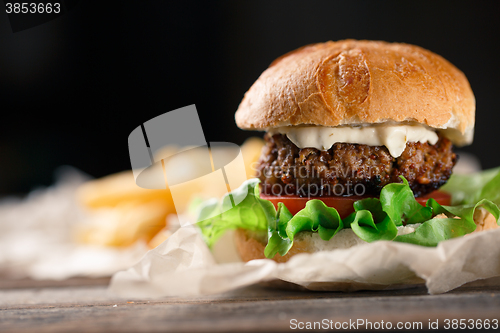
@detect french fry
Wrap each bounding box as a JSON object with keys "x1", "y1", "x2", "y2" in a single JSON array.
[
  {"x1": 76, "y1": 201, "x2": 170, "y2": 247},
  {"x1": 75, "y1": 139, "x2": 264, "y2": 248},
  {"x1": 77, "y1": 170, "x2": 175, "y2": 209}
]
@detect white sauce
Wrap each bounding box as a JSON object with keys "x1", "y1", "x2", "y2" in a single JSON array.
[{"x1": 269, "y1": 124, "x2": 439, "y2": 158}]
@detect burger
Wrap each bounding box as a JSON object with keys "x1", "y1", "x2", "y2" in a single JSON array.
[{"x1": 196, "y1": 40, "x2": 499, "y2": 264}]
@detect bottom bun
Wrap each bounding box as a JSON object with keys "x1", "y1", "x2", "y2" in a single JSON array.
[
  {"x1": 234, "y1": 224, "x2": 420, "y2": 263},
  {"x1": 234, "y1": 208, "x2": 499, "y2": 263},
  {"x1": 234, "y1": 229, "x2": 318, "y2": 263}
]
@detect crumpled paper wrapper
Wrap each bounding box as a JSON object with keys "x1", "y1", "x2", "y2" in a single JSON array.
[
  {"x1": 0, "y1": 167, "x2": 149, "y2": 280},
  {"x1": 109, "y1": 224, "x2": 500, "y2": 297}
]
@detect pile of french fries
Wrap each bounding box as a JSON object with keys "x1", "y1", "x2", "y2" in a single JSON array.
[{"x1": 75, "y1": 138, "x2": 264, "y2": 248}]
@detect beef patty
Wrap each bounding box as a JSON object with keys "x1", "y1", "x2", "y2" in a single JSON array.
[{"x1": 257, "y1": 133, "x2": 456, "y2": 197}]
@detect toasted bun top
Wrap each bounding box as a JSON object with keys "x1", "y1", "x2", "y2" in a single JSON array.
[{"x1": 235, "y1": 40, "x2": 475, "y2": 145}]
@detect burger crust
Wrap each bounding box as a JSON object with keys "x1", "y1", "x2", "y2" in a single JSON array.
[{"x1": 235, "y1": 40, "x2": 475, "y2": 144}]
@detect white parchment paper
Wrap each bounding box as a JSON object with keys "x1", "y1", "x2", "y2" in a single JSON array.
[
  {"x1": 0, "y1": 167, "x2": 148, "y2": 280},
  {"x1": 109, "y1": 225, "x2": 500, "y2": 297}
]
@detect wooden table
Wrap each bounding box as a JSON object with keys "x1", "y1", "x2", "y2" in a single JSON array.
[{"x1": 1, "y1": 277, "x2": 500, "y2": 332}]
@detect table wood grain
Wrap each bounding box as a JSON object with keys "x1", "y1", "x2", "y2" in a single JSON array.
[{"x1": 1, "y1": 277, "x2": 500, "y2": 332}]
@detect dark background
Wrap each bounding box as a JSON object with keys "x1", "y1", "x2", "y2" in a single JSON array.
[{"x1": 1, "y1": 0, "x2": 499, "y2": 195}]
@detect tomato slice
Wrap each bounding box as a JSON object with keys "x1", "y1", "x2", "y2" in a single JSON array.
[
  {"x1": 416, "y1": 190, "x2": 451, "y2": 207},
  {"x1": 260, "y1": 190, "x2": 451, "y2": 219}
]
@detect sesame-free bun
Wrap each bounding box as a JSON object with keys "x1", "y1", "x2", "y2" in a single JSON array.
[
  {"x1": 235, "y1": 209, "x2": 497, "y2": 263},
  {"x1": 235, "y1": 226, "x2": 415, "y2": 263},
  {"x1": 235, "y1": 40, "x2": 475, "y2": 146}
]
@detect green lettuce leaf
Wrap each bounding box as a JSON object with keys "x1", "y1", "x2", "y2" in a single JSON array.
[
  {"x1": 380, "y1": 176, "x2": 432, "y2": 226},
  {"x1": 395, "y1": 198, "x2": 500, "y2": 246},
  {"x1": 441, "y1": 167, "x2": 500, "y2": 205},
  {"x1": 265, "y1": 200, "x2": 343, "y2": 258},
  {"x1": 426, "y1": 198, "x2": 500, "y2": 226},
  {"x1": 286, "y1": 200, "x2": 343, "y2": 241},
  {"x1": 265, "y1": 203, "x2": 293, "y2": 258},
  {"x1": 354, "y1": 198, "x2": 387, "y2": 222},
  {"x1": 349, "y1": 198, "x2": 398, "y2": 242},
  {"x1": 196, "y1": 178, "x2": 275, "y2": 247},
  {"x1": 394, "y1": 217, "x2": 476, "y2": 247},
  {"x1": 195, "y1": 171, "x2": 500, "y2": 258}
]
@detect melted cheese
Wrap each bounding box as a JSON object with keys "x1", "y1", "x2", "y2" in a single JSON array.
[{"x1": 269, "y1": 124, "x2": 439, "y2": 158}]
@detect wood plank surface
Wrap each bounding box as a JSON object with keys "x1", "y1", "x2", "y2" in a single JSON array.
[{"x1": 1, "y1": 278, "x2": 500, "y2": 332}]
